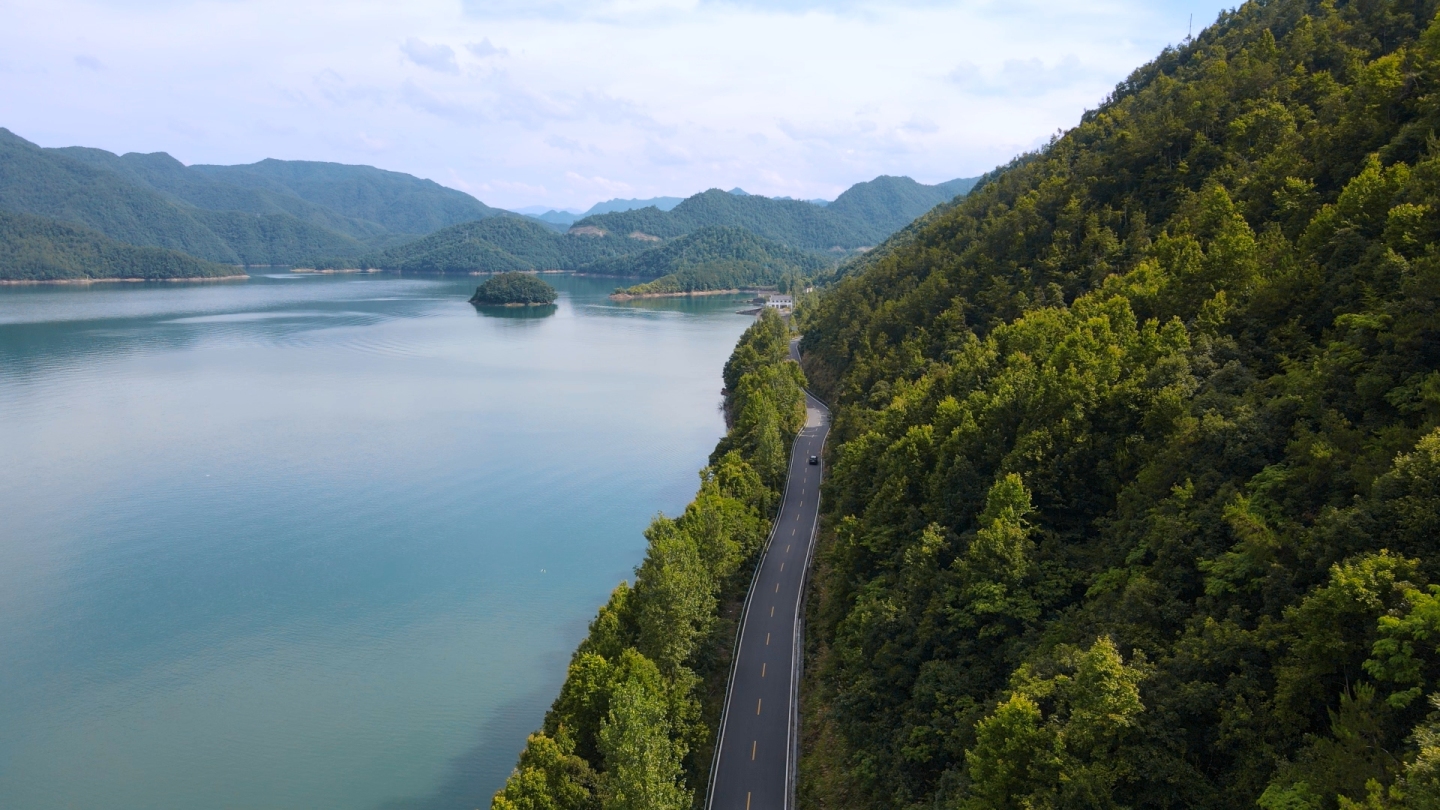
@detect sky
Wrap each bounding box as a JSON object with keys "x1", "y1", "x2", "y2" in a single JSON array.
[{"x1": 0, "y1": 0, "x2": 1234, "y2": 211}]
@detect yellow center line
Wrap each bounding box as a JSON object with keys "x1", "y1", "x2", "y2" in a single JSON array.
[
  {"x1": 770, "y1": 605, "x2": 774, "y2": 617},
  {"x1": 756, "y1": 698, "x2": 762, "y2": 715},
  {"x1": 752, "y1": 740, "x2": 757, "y2": 760},
  {"x1": 761, "y1": 662, "x2": 766, "y2": 677},
  {"x1": 766, "y1": 633, "x2": 770, "y2": 645},
  {"x1": 747, "y1": 793, "x2": 752, "y2": 810}
]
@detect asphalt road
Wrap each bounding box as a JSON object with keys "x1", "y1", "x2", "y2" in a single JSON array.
[{"x1": 706, "y1": 337, "x2": 829, "y2": 810}]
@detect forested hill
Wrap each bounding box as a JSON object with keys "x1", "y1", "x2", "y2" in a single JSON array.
[
  {"x1": 0, "y1": 129, "x2": 377, "y2": 267},
  {"x1": 574, "y1": 175, "x2": 977, "y2": 251},
  {"x1": 191, "y1": 158, "x2": 505, "y2": 235},
  {"x1": 0, "y1": 210, "x2": 238, "y2": 281},
  {"x1": 603, "y1": 226, "x2": 833, "y2": 296},
  {"x1": 0, "y1": 128, "x2": 519, "y2": 276},
  {"x1": 796, "y1": 1, "x2": 1440, "y2": 809},
  {"x1": 55, "y1": 147, "x2": 393, "y2": 241},
  {"x1": 325, "y1": 216, "x2": 653, "y2": 274}
]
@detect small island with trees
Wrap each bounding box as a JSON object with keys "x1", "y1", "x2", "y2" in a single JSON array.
[{"x1": 468, "y1": 272, "x2": 558, "y2": 306}]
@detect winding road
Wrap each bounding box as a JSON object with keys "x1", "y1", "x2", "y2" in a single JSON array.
[{"x1": 705, "y1": 337, "x2": 829, "y2": 810}]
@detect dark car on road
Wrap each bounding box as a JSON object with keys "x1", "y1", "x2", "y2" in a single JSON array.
[{"x1": 808, "y1": 455, "x2": 819, "y2": 465}]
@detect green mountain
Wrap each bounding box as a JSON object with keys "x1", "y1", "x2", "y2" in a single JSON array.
[
  {"x1": 327, "y1": 215, "x2": 653, "y2": 273},
  {"x1": 0, "y1": 129, "x2": 367, "y2": 265},
  {"x1": 794, "y1": 2, "x2": 1440, "y2": 809},
  {"x1": 0, "y1": 210, "x2": 236, "y2": 281},
  {"x1": 577, "y1": 189, "x2": 865, "y2": 249},
  {"x1": 575, "y1": 176, "x2": 977, "y2": 251},
  {"x1": 333, "y1": 175, "x2": 977, "y2": 279},
  {"x1": 192, "y1": 158, "x2": 505, "y2": 235},
  {"x1": 825, "y1": 174, "x2": 978, "y2": 243},
  {"x1": 54, "y1": 147, "x2": 390, "y2": 240},
  {"x1": 605, "y1": 226, "x2": 833, "y2": 295}
]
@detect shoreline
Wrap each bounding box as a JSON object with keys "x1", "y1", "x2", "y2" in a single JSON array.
[
  {"x1": 0, "y1": 274, "x2": 250, "y2": 286},
  {"x1": 609, "y1": 287, "x2": 772, "y2": 301}
]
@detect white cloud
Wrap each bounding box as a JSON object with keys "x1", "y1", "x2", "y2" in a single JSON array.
[
  {"x1": 0, "y1": 0, "x2": 1230, "y2": 209},
  {"x1": 466, "y1": 38, "x2": 508, "y2": 58},
  {"x1": 400, "y1": 37, "x2": 459, "y2": 74}
]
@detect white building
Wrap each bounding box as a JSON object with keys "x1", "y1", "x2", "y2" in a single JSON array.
[{"x1": 765, "y1": 295, "x2": 794, "y2": 310}]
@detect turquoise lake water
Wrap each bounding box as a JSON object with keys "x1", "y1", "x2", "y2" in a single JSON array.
[{"x1": 0, "y1": 273, "x2": 754, "y2": 810}]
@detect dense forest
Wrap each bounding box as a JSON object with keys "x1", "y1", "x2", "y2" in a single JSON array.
[
  {"x1": 793, "y1": 1, "x2": 1440, "y2": 808},
  {"x1": 491, "y1": 310, "x2": 807, "y2": 810},
  {"x1": 603, "y1": 227, "x2": 832, "y2": 296},
  {"x1": 470, "y1": 272, "x2": 558, "y2": 305},
  {"x1": 0, "y1": 210, "x2": 238, "y2": 281}
]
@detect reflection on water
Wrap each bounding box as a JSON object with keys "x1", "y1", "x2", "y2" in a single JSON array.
[
  {"x1": 0, "y1": 272, "x2": 753, "y2": 810},
  {"x1": 472, "y1": 303, "x2": 559, "y2": 320}
]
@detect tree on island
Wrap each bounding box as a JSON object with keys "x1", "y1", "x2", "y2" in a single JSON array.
[{"x1": 469, "y1": 272, "x2": 557, "y2": 305}]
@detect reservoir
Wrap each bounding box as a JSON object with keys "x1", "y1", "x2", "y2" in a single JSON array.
[{"x1": 0, "y1": 273, "x2": 753, "y2": 810}]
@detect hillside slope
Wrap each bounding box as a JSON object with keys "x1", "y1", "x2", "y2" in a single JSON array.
[
  {"x1": 193, "y1": 158, "x2": 505, "y2": 235},
  {"x1": 797, "y1": 2, "x2": 1440, "y2": 809},
  {"x1": 575, "y1": 176, "x2": 977, "y2": 251},
  {"x1": 55, "y1": 147, "x2": 390, "y2": 241},
  {"x1": 331, "y1": 216, "x2": 653, "y2": 273},
  {"x1": 0, "y1": 210, "x2": 238, "y2": 281},
  {"x1": 825, "y1": 175, "x2": 978, "y2": 244},
  {"x1": 601, "y1": 226, "x2": 834, "y2": 295},
  {"x1": 0, "y1": 129, "x2": 368, "y2": 265}
]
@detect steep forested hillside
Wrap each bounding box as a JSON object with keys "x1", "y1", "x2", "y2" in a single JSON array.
[
  {"x1": 795, "y1": 2, "x2": 1440, "y2": 809},
  {"x1": 192, "y1": 158, "x2": 504, "y2": 235},
  {"x1": 601, "y1": 226, "x2": 832, "y2": 295},
  {"x1": 491, "y1": 311, "x2": 807, "y2": 810},
  {"x1": 0, "y1": 210, "x2": 237, "y2": 281}
]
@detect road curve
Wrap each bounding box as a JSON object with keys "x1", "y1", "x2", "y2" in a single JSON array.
[{"x1": 706, "y1": 337, "x2": 829, "y2": 810}]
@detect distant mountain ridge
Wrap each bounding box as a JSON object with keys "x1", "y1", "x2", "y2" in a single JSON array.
[
  {"x1": 0, "y1": 125, "x2": 979, "y2": 281},
  {"x1": 0, "y1": 127, "x2": 511, "y2": 274},
  {"x1": 574, "y1": 175, "x2": 978, "y2": 249},
  {"x1": 320, "y1": 173, "x2": 981, "y2": 279},
  {"x1": 191, "y1": 159, "x2": 505, "y2": 235}
]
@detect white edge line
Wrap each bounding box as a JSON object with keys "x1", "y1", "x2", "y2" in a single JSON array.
[{"x1": 704, "y1": 340, "x2": 823, "y2": 810}]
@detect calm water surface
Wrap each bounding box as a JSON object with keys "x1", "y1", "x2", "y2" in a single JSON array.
[{"x1": 0, "y1": 273, "x2": 754, "y2": 810}]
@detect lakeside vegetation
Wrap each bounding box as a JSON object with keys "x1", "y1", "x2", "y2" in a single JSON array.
[
  {"x1": 0, "y1": 210, "x2": 238, "y2": 281},
  {"x1": 491, "y1": 309, "x2": 806, "y2": 810},
  {"x1": 794, "y1": 1, "x2": 1440, "y2": 808},
  {"x1": 470, "y1": 273, "x2": 558, "y2": 306}
]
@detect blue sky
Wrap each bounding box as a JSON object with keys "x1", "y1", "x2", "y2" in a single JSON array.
[{"x1": 0, "y1": 0, "x2": 1233, "y2": 210}]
